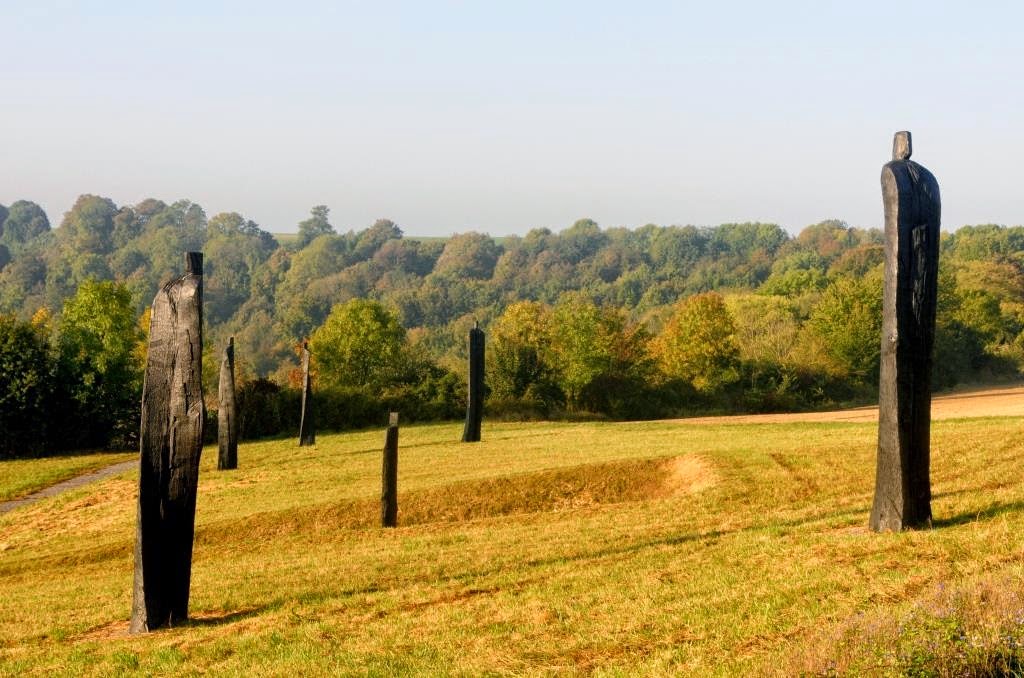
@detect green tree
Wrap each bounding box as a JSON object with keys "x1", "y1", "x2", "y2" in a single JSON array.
[
  {"x1": 828, "y1": 244, "x2": 885, "y2": 278},
  {"x1": 807, "y1": 274, "x2": 883, "y2": 383},
  {"x1": 57, "y1": 280, "x2": 144, "y2": 446},
  {"x1": 653, "y1": 292, "x2": 740, "y2": 393},
  {"x1": 726, "y1": 294, "x2": 800, "y2": 366},
  {"x1": 60, "y1": 194, "x2": 118, "y2": 255},
  {"x1": 352, "y1": 219, "x2": 402, "y2": 260},
  {"x1": 932, "y1": 267, "x2": 987, "y2": 388},
  {"x1": 0, "y1": 314, "x2": 54, "y2": 456},
  {"x1": 295, "y1": 205, "x2": 334, "y2": 249},
  {"x1": 555, "y1": 219, "x2": 608, "y2": 264},
  {"x1": 433, "y1": 232, "x2": 502, "y2": 279},
  {"x1": 791, "y1": 219, "x2": 856, "y2": 262},
  {"x1": 547, "y1": 294, "x2": 652, "y2": 412},
  {"x1": 489, "y1": 300, "x2": 557, "y2": 401},
  {"x1": 0, "y1": 200, "x2": 50, "y2": 255},
  {"x1": 204, "y1": 212, "x2": 277, "y2": 324},
  {"x1": 309, "y1": 299, "x2": 408, "y2": 389}
]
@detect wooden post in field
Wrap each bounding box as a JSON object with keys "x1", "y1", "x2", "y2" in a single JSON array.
[
  {"x1": 461, "y1": 321, "x2": 484, "y2": 442},
  {"x1": 870, "y1": 131, "x2": 941, "y2": 532},
  {"x1": 298, "y1": 340, "x2": 315, "y2": 446},
  {"x1": 217, "y1": 337, "x2": 238, "y2": 470},
  {"x1": 381, "y1": 412, "x2": 399, "y2": 527},
  {"x1": 131, "y1": 252, "x2": 205, "y2": 633}
]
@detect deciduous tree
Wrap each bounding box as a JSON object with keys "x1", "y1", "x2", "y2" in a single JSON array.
[{"x1": 653, "y1": 292, "x2": 740, "y2": 393}]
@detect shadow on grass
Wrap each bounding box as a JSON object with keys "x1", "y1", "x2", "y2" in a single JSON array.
[
  {"x1": 931, "y1": 500, "x2": 1024, "y2": 529},
  {"x1": 184, "y1": 606, "x2": 267, "y2": 627}
]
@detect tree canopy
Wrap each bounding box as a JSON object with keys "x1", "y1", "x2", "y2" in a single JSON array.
[{"x1": 0, "y1": 192, "x2": 1022, "y2": 454}]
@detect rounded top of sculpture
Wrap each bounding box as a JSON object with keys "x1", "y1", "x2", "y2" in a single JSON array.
[
  {"x1": 892, "y1": 131, "x2": 912, "y2": 161},
  {"x1": 185, "y1": 251, "x2": 203, "y2": 275}
]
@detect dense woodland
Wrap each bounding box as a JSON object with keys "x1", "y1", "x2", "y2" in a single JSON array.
[{"x1": 1, "y1": 194, "x2": 1023, "y2": 457}]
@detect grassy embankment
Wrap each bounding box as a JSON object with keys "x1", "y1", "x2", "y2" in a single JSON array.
[{"x1": 2, "y1": 416, "x2": 1024, "y2": 676}]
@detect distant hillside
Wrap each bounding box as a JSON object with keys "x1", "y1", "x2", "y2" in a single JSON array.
[{"x1": 0, "y1": 196, "x2": 1022, "y2": 450}]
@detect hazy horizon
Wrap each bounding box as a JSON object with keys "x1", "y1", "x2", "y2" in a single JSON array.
[{"x1": 2, "y1": 2, "x2": 1022, "y2": 236}]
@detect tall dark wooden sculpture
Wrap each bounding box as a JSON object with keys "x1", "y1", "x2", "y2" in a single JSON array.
[
  {"x1": 217, "y1": 337, "x2": 238, "y2": 470},
  {"x1": 869, "y1": 131, "x2": 941, "y2": 532},
  {"x1": 462, "y1": 322, "x2": 484, "y2": 443},
  {"x1": 381, "y1": 412, "x2": 399, "y2": 528},
  {"x1": 131, "y1": 252, "x2": 205, "y2": 633},
  {"x1": 298, "y1": 340, "x2": 315, "y2": 446}
]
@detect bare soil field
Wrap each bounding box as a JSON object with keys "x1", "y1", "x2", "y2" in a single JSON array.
[{"x1": 675, "y1": 384, "x2": 1024, "y2": 425}]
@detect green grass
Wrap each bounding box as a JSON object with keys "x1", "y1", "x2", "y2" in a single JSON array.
[
  {"x1": 2, "y1": 418, "x2": 1024, "y2": 675},
  {"x1": 0, "y1": 451, "x2": 134, "y2": 502}
]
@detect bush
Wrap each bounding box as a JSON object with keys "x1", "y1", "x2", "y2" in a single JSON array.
[
  {"x1": 0, "y1": 315, "x2": 54, "y2": 457},
  {"x1": 236, "y1": 378, "x2": 294, "y2": 440}
]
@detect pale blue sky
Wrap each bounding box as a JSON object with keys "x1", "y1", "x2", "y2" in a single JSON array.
[{"x1": 1, "y1": 1, "x2": 1021, "y2": 235}]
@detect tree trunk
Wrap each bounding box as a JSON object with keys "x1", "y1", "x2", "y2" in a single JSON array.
[
  {"x1": 870, "y1": 131, "x2": 941, "y2": 532},
  {"x1": 217, "y1": 337, "x2": 238, "y2": 470},
  {"x1": 131, "y1": 252, "x2": 205, "y2": 633},
  {"x1": 381, "y1": 412, "x2": 399, "y2": 527},
  {"x1": 298, "y1": 341, "x2": 315, "y2": 446},
  {"x1": 462, "y1": 323, "x2": 484, "y2": 442}
]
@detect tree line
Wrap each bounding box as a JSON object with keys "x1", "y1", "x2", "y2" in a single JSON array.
[{"x1": 1, "y1": 195, "x2": 1022, "y2": 456}]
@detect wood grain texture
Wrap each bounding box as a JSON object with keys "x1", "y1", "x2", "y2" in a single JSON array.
[
  {"x1": 218, "y1": 337, "x2": 238, "y2": 470},
  {"x1": 870, "y1": 132, "x2": 941, "y2": 532},
  {"x1": 130, "y1": 252, "x2": 205, "y2": 633}
]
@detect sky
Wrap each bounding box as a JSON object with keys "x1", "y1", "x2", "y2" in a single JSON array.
[{"x1": 1, "y1": 1, "x2": 1022, "y2": 236}]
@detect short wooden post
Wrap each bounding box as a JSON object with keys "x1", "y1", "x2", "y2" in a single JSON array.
[
  {"x1": 462, "y1": 322, "x2": 484, "y2": 442},
  {"x1": 381, "y1": 412, "x2": 399, "y2": 527},
  {"x1": 131, "y1": 252, "x2": 205, "y2": 633},
  {"x1": 298, "y1": 340, "x2": 315, "y2": 446},
  {"x1": 217, "y1": 337, "x2": 238, "y2": 470}
]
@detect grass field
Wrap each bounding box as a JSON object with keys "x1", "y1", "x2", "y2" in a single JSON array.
[
  {"x1": 0, "y1": 451, "x2": 134, "y2": 503},
  {"x1": 2, "y1": 413, "x2": 1024, "y2": 676}
]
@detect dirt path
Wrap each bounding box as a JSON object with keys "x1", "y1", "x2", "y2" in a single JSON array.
[
  {"x1": 0, "y1": 460, "x2": 136, "y2": 516},
  {"x1": 674, "y1": 385, "x2": 1024, "y2": 425}
]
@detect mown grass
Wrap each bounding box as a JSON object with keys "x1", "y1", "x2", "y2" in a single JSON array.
[
  {"x1": 1, "y1": 417, "x2": 1023, "y2": 676},
  {"x1": 0, "y1": 451, "x2": 134, "y2": 502}
]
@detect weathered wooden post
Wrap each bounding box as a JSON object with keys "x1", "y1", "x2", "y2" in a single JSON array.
[
  {"x1": 298, "y1": 340, "x2": 315, "y2": 447},
  {"x1": 869, "y1": 131, "x2": 941, "y2": 532},
  {"x1": 131, "y1": 252, "x2": 205, "y2": 633},
  {"x1": 381, "y1": 412, "x2": 399, "y2": 527},
  {"x1": 217, "y1": 337, "x2": 238, "y2": 470},
  {"x1": 462, "y1": 321, "x2": 484, "y2": 442}
]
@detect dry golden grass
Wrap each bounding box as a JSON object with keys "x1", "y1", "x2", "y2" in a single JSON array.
[{"x1": 0, "y1": 413, "x2": 1023, "y2": 676}]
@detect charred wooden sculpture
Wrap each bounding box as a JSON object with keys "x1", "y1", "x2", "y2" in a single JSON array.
[
  {"x1": 217, "y1": 337, "x2": 238, "y2": 470},
  {"x1": 869, "y1": 131, "x2": 941, "y2": 532},
  {"x1": 298, "y1": 340, "x2": 315, "y2": 446},
  {"x1": 462, "y1": 322, "x2": 484, "y2": 442},
  {"x1": 381, "y1": 412, "x2": 399, "y2": 527},
  {"x1": 130, "y1": 252, "x2": 206, "y2": 633}
]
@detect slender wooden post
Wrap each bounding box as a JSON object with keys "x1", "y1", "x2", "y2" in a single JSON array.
[
  {"x1": 462, "y1": 322, "x2": 484, "y2": 442},
  {"x1": 870, "y1": 131, "x2": 941, "y2": 532},
  {"x1": 131, "y1": 252, "x2": 205, "y2": 633},
  {"x1": 381, "y1": 412, "x2": 399, "y2": 527},
  {"x1": 217, "y1": 337, "x2": 238, "y2": 470},
  {"x1": 298, "y1": 340, "x2": 315, "y2": 446}
]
